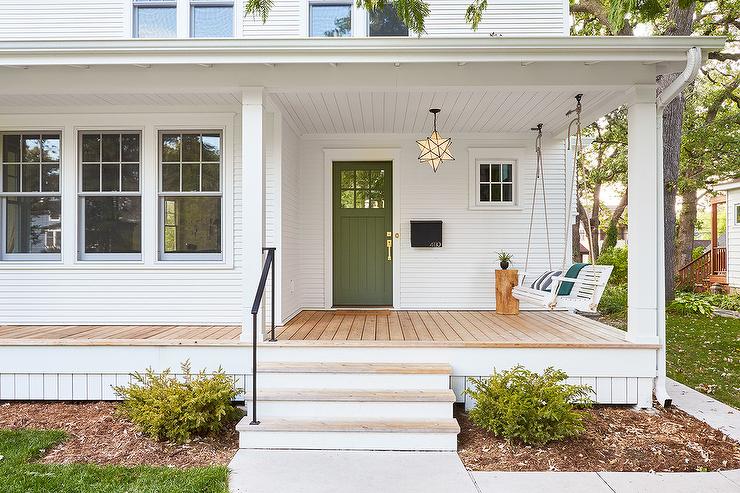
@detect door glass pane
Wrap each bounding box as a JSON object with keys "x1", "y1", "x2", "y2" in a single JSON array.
[
  {"x1": 5, "y1": 196, "x2": 61, "y2": 254},
  {"x1": 136, "y1": 6, "x2": 177, "y2": 38},
  {"x1": 340, "y1": 170, "x2": 354, "y2": 189},
  {"x1": 84, "y1": 197, "x2": 141, "y2": 254},
  {"x1": 22, "y1": 163, "x2": 40, "y2": 192},
  {"x1": 310, "y1": 4, "x2": 352, "y2": 37},
  {"x1": 3, "y1": 135, "x2": 21, "y2": 162},
  {"x1": 162, "y1": 196, "x2": 221, "y2": 253},
  {"x1": 356, "y1": 170, "x2": 370, "y2": 189},
  {"x1": 192, "y1": 6, "x2": 233, "y2": 38},
  {"x1": 369, "y1": 4, "x2": 408, "y2": 36},
  {"x1": 340, "y1": 190, "x2": 354, "y2": 208},
  {"x1": 355, "y1": 189, "x2": 368, "y2": 208}
]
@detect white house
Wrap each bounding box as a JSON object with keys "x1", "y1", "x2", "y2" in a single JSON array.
[
  {"x1": 715, "y1": 180, "x2": 740, "y2": 292},
  {"x1": 0, "y1": 1, "x2": 725, "y2": 451}
]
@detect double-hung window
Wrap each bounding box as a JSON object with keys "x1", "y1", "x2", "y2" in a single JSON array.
[
  {"x1": 191, "y1": 0, "x2": 234, "y2": 37},
  {"x1": 0, "y1": 133, "x2": 62, "y2": 260},
  {"x1": 79, "y1": 132, "x2": 142, "y2": 260},
  {"x1": 159, "y1": 132, "x2": 222, "y2": 260},
  {"x1": 134, "y1": 0, "x2": 177, "y2": 38},
  {"x1": 368, "y1": 4, "x2": 408, "y2": 36},
  {"x1": 309, "y1": 2, "x2": 352, "y2": 37}
]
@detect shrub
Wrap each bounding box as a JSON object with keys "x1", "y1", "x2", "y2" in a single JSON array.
[
  {"x1": 691, "y1": 246, "x2": 706, "y2": 261},
  {"x1": 698, "y1": 292, "x2": 740, "y2": 312},
  {"x1": 669, "y1": 292, "x2": 714, "y2": 316},
  {"x1": 114, "y1": 361, "x2": 242, "y2": 444},
  {"x1": 598, "y1": 283, "x2": 628, "y2": 316},
  {"x1": 465, "y1": 366, "x2": 593, "y2": 446},
  {"x1": 602, "y1": 221, "x2": 618, "y2": 251},
  {"x1": 597, "y1": 246, "x2": 627, "y2": 285}
]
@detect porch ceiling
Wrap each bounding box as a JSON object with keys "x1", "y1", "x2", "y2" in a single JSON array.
[{"x1": 270, "y1": 88, "x2": 618, "y2": 135}]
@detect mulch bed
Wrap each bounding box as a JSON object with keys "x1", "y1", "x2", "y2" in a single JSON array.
[
  {"x1": 457, "y1": 404, "x2": 740, "y2": 472},
  {"x1": 0, "y1": 402, "x2": 239, "y2": 468}
]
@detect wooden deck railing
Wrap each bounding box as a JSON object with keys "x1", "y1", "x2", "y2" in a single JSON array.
[{"x1": 678, "y1": 247, "x2": 727, "y2": 289}]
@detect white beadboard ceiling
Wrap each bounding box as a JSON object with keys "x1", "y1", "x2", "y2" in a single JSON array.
[{"x1": 270, "y1": 89, "x2": 616, "y2": 135}]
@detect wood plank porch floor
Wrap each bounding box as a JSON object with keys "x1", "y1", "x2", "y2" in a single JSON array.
[{"x1": 0, "y1": 311, "x2": 655, "y2": 348}]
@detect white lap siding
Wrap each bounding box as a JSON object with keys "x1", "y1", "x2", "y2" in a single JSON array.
[
  {"x1": 0, "y1": 1, "x2": 127, "y2": 39},
  {"x1": 296, "y1": 134, "x2": 568, "y2": 310},
  {"x1": 0, "y1": 110, "x2": 244, "y2": 325},
  {"x1": 727, "y1": 189, "x2": 740, "y2": 290}
]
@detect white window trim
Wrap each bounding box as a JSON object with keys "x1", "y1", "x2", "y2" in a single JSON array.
[
  {"x1": 0, "y1": 130, "x2": 63, "y2": 261},
  {"x1": 77, "y1": 130, "x2": 144, "y2": 262},
  {"x1": 157, "y1": 129, "x2": 225, "y2": 262},
  {"x1": 467, "y1": 147, "x2": 523, "y2": 210}
]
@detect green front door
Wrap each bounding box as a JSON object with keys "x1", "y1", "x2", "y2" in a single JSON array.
[{"x1": 333, "y1": 161, "x2": 393, "y2": 306}]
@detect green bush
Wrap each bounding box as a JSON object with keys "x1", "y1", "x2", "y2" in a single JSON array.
[
  {"x1": 465, "y1": 366, "x2": 593, "y2": 446},
  {"x1": 602, "y1": 221, "x2": 618, "y2": 251},
  {"x1": 699, "y1": 292, "x2": 740, "y2": 312},
  {"x1": 692, "y1": 246, "x2": 706, "y2": 261},
  {"x1": 669, "y1": 292, "x2": 715, "y2": 316},
  {"x1": 598, "y1": 283, "x2": 628, "y2": 316},
  {"x1": 597, "y1": 246, "x2": 627, "y2": 285},
  {"x1": 114, "y1": 361, "x2": 242, "y2": 444}
]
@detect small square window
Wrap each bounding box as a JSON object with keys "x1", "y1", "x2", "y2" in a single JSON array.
[
  {"x1": 369, "y1": 4, "x2": 408, "y2": 36},
  {"x1": 476, "y1": 160, "x2": 515, "y2": 205},
  {"x1": 310, "y1": 3, "x2": 352, "y2": 37},
  {"x1": 191, "y1": 2, "x2": 233, "y2": 38}
]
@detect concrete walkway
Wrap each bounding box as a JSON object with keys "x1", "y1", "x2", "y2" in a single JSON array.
[{"x1": 667, "y1": 378, "x2": 740, "y2": 441}]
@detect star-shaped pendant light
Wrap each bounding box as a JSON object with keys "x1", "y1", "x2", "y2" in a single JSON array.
[{"x1": 416, "y1": 108, "x2": 454, "y2": 172}]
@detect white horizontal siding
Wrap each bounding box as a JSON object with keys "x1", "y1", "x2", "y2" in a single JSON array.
[
  {"x1": 241, "y1": 0, "x2": 302, "y2": 38},
  {"x1": 727, "y1": 189, "x2": 740, "y2": 289},
  {"x1": 297, "y1": 134, "x2": 568, "y2": 310},
  {"x1": 0, "y1": 1, "x2": 127, "y2": 39},
  {"x1": 280, "y1": 119, "x2": 302, "y2": 321}
]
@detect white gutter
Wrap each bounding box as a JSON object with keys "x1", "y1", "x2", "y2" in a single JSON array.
[{"x1": 654, "y1": 46, "x2": 702, "y2": 408}]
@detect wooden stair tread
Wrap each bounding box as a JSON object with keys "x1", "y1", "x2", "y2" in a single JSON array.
[
  {"x1": 237, "y1": 417, "x2": 460, "y2": 433},
  {"x1": 258, "y1": 362, "x2": 452, "y2": 374},
  {"x1": 243, "y1": 389, "x2": 456, "y2": 402}
]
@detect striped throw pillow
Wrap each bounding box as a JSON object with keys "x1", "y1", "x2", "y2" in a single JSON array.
[{"x1": 530, "y1": 270, "x2": 562, "y2": 292}]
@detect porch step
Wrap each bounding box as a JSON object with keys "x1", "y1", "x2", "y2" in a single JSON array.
[
  {"x1": 258, "y1": 362, "x2": 451, "y2": 390},
  {"x1": 236, "y1": 417, "x2": 460, "y2": 451},
  {"x1": 240, "y1": 360, "x2": 458, "y2": 450},
  {"x1": 244, "y1": 389, "x2": 456, "y2": 419}
]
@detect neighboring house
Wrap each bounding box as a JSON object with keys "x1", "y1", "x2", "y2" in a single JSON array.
[
  {"x1": 679, "y1": 194, "x2": 730, "y2": 291},
  {"x1": 0, "y1": 1, "x2": 725, "y2": 451},
  {"x1": 715, "y1": 181, "x2": 740, "y2": 292}
]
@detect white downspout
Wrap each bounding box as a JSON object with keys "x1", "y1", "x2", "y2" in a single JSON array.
[{"x1": 654, "y1": 46, "x2": 702, "y2": 407}]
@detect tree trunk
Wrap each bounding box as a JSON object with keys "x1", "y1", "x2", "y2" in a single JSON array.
[
  {"x1": 658, "y1": 0, "x2": 695, "y2": 302},
  {"x1": 676, "y1": 187, "x2": 698, "y2": 271},
  {"x1": 572, "y1": 222, "x2": 582, "y2": 263}
]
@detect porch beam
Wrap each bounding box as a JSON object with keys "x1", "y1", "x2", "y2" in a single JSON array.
[{"x1": 242, "y1": 87, "x2": 265, "y2": 342}]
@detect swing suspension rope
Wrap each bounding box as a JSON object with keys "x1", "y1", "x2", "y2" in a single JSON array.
[{"x1": 522, "y1": 123, "x2": 552, "y2": 286}]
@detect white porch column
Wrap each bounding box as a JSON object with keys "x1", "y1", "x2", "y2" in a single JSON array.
[
  {"x1": 626, "y1": 85, "x2": 662, "y2": 350},
  {"x1": 242, "y1": 87, "x2": 265, "y2": 342}
]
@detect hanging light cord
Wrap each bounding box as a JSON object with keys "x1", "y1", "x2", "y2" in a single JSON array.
[{"x1": 522, "y1": 123, "x2": 552, "y2": 286}]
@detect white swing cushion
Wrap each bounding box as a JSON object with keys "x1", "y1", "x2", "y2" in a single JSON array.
[
  {"x1": 512, "y1": 264, "x2": 613, "y2": 313},
  {"x1": 530, "y1": 270, "x2": 562, "y2": 291}
]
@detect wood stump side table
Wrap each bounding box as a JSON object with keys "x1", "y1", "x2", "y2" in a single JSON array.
[{"x1": 495, "y1": 269, "x2": 520, "y2": 315}]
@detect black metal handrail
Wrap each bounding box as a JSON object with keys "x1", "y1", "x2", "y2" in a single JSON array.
[{"x1": 249, "y1": 247, "x2": 276, "y2": 426}]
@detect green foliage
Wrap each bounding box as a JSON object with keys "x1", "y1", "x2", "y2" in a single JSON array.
[
  {"x1": 244, "y1": 0, "x2": 273, "y2": 23},
  {"x1": 497, "y1": 250, "x2": 513, "y2": 263},
  {"x1": 0, "y1": 429, "x2": 229, "y2": 493},
  {"x1": 669, "y1": 292, "x2": 715, "y2": 316},
  {"x1": 602, "y1": 220, "x2": 618, "y2": 251},
  {"x1": 596, "y1": 246, "x2": 627, "y2": 285},
  {"x1": 114, "y1": 361, "x2": 242, "y2": 444},
  {"x1": 691, "y1": 246, "x2": 707, "y2": 261},
  {"x1": 598, "y1": 283, "x2": 628, "y2": 316},
  {"x1": 465, "y1": 366, "x2": 593, "y2": 446},
  {"x1": 465, "y1": 0, "x2": 488, "y2": 30}
]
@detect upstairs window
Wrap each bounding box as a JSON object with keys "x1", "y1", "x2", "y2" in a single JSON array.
[
  {"x1": 369, "y1": 4, "x2": 408, "y2": 36},
  {"x1": 159, "y1": 132, "x2": 222, "y2": 260},
  {"x1": 310, "y1": 2, "x2": 352, "y2": 37},
  {"x1": 191, "y1": 0, "x2": 234, "y2": 37},
  {"x1": 1, "y1": 133, "x2": 62, "y2": 260},
  {"x1": 134, "y1": 0, "x2": 177, "y2": 38}
]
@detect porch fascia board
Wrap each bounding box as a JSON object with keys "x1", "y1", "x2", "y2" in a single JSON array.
[{"x1": 0, "y1": 36, "x2": 725, "y2": 67}]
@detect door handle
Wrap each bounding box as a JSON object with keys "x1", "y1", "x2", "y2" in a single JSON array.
[{"x1": 386, "y1": 239, "x2": 392, "y2": 261}]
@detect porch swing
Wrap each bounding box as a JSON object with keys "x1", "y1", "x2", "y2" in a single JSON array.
[{"x1": 511, "y1": 95, "x2": 613, "y2": 313}]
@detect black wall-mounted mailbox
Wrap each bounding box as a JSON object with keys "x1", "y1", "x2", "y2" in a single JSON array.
[{"x1": 410, "y1": 220, "x2": 443, "y2": 247}]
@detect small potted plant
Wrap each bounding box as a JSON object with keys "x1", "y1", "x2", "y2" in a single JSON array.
[{"x1": 498, "y1": 251, "x2": 513, "y2": 270}]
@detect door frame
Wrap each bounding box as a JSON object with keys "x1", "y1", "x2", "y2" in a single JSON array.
[{"x1": 323, "y1": 148, "x2": 401, "y2": 309}]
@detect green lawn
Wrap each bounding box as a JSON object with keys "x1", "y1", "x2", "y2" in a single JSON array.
[
  {"x1": 666, "y1": 313, "x2": 740, "y2": 409},
  {"x1": 0, "y1": 429, "x2": 229, "y2": 493}
]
